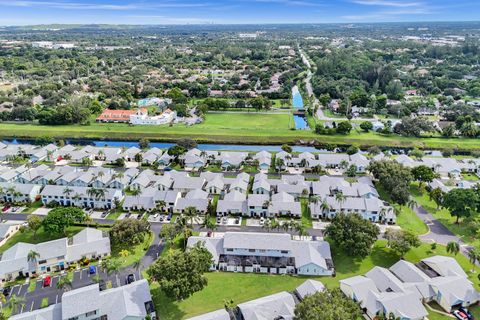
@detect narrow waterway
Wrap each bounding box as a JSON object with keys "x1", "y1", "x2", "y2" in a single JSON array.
[{"x1": 292, "y1": 85, "x2": 309, "y2": 130}]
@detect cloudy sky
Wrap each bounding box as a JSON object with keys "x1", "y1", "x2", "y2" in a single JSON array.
[{"x1": 0, "y1": 0, "x2": 478, "y2": 25}]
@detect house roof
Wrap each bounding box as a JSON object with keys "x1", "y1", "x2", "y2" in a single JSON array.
[
  {"x1": 295, "y1": 280, "x2": 325, "y2": 299},
  {"x1": 237, "y1": 291, "x2": 295, "y2": 320}
]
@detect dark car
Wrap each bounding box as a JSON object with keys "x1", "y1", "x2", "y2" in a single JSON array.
[
  {"x1": 101, "y1": 211, "x2": 109, "y2": 218},
  {"x1": 1, "y1": 205, "x2": 11, "y2": 212},
  {"x1": 459, "y1": 307, "x2": 473, "y2": 320},
  {"x1": 453, "y1": 309, "x2": 470, "y2": 320},
  {"x1": 126, "y1": 274, "x2": 136, "y2": 285},
  {"x1": 2, "y1": 286, "x2": 11, "y2": 296},
  {"x1": 98, "y1": 279, "x2": 106, "y2": 291},
  {"x1": 167, "y1": 213, "x2": 172, "y2": 221}
]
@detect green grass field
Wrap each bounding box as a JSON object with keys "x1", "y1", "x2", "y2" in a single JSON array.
[
  {"x1": 152, "y1": 240, "x2": 480, "y2": 319},
  {"x1": 2, "y1": 112, "x2": 480, "y2": 149}
]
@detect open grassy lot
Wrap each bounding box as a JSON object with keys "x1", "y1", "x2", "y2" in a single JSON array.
[
  {"x1": 151, "y1": 240, "x2": 480, "y2": 319},
  {"x1": 2, "y1": 113, "x2": 480, "y2": 149},
  {"x1": 109, "y1": 231, "x2": 154, "y2": 268}
]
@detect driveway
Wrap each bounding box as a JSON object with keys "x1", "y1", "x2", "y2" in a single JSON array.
[{"x1": 414, "y1": 205, "x2": 472, "y2": 255}]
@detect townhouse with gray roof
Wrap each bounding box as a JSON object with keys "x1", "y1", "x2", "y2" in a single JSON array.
[
  {"x1": 40, "y1": 185, "x2": 123, "y2": 209},
  {"x1": 340, "y1": 256, "x2": 479, "y2": 319},
  {"x1": 187, "y1": 232, "x2": 334, "y2": 276},
  {"x1": 0, "y1": 228, "x2": 110, "y2": 282},
  {"x1": 10, "y1": 279, "x2": 155, "y2": 320}
]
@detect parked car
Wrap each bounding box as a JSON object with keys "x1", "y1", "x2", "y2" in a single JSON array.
[
  {"x1": 98, "y1": 279, "x2": 106, "y2": 291},
  {"x1": 222, "y1": 217, "x2": 227, "y2": 224},
  {"x1": 101, "y1": 211, "x2": 109, "y2": 218},
  {"x1": 137, "y1": 213, "x2": 143, "y2": 220},
  {"x1": 453, "y1": 309, "x2": 470, "y2": 320},
  {"x1": 11, "y1": 207, "x2": 18, "y2": 213},
  {"x1": 2, "y1": 205, "x2": 11, "y2": 212},
  {"x1": 89, "y1": 266, "x2": 96, "y2": 275},
  {"x1": 43, "y1": 276, "x2": 51, "y2": 287},
  {"x1": 235, "y1": 217, "x2": 240, "y2": 224},
  {"x1": 459, "y1": 307, "x2": 473, "y2": 320},
  {"x1": 167, "y1": 213, "x2": 172, "y2": 221},
  {"x1": 259, "y1": 217, "x2": 265, "y2": 226},
  {"x1": 164, "y1": 167, "x2": 172, "y2": 171},
  {"x1": 2, "y1": 286, "x2": 11, "y2": 296},
  {"x1": 216, "y1": 217, "x2": 221, "y2": 224},
  {"x1": 153, "y1": 213, "x2": 159, "y2": 220},
  {"x1": 126, "y1": 274, "x2": 136, "y2": 285}
]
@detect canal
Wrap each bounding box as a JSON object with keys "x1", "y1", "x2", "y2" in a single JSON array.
[{"x1": 292, "y1": 86, "x2": 309, "y2": 130}]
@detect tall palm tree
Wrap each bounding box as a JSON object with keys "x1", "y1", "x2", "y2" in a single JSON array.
[
  {"x1": 320, "y1": 200, "x2": 331, "y2": 215},
  {"x1": 131, "y1": 188, "x2": 143, "y2": 210},
  {"x1": 406, "y1": 199, "x2": 417, "y2": 210},
  {"x1": 184, "y1": 206, "x2": 198, "y2": 227},
  {"x1": 106, "y1": 260, "x2": 122, "y2": 287},
  {"x1": 294, "y1": 222, "x2": 309, "y2": 237},
  {"x1": 262, "y1": 218, "x2": 272, "y2": 233},
  {"x1": 334, "y1": 192, "x2": 346, "y2": 205},
  {"x1": 201, "y1": 214, "x2": 217, "y2": 236},
  {"x1": 468, "y1": 248, "x2": 479, "y2": 272},
  {"x1": 156, "y1": 200, "x2": 166, "y2": 213},
  {"x1": 176, "y1": 216, "x2": 192, "y2": 249},
  {"x1": 95, "y1": 188, "x2": 106, "y2": 201},
  {"x1": 446, "y1": 241, "x2": 460, "y2": 256},
  {"x1": 27, "y1": 250, "x2": 40, "y2": 264},
  {"x1": 56, "y1": 276, "x2": 72, "y2": 292},
  {"x1": 7, "y1": 294, "x2": 25, "y2": 314}
]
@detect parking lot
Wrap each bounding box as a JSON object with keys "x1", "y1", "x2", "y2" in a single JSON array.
[{"x1": 5, "y1": 266, "x2": 143, "y2": 316}]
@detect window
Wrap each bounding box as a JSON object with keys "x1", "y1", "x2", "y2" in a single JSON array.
[
  {"x1": 281, "y1": 250, "x2": 288, "y2": 254},
  {"x1": 248, "y1": 249, "x2": 255, "y2": 253},
  {"x1": 226, "y1": 248, "x2": 233, "y2": 252},
  {"x1": 38, "y1": 260, "x2": 47, "y2": 264},
  {"x1": 85, "y1": 310, "x2": 97, "y2": 317}
]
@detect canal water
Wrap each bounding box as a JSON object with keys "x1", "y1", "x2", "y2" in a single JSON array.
[
  {"x1": 2, "y1": 138, "x2": 329, "y2": 153},
  {"x1": 292, "y1": 86, "x2": 309, "y2": 130}
]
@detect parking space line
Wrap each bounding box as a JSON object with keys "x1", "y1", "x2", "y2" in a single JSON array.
[
  {"x1": 55, "y1": 294, "x2": 59, "y2": 304},
  {"x1": 29, "y1": 301, "x2": 34, "y2": 312}
]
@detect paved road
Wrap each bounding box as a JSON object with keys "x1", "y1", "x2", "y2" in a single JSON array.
[{"x1": 413, "y1": 204, "x2": 472, "y2": 256}]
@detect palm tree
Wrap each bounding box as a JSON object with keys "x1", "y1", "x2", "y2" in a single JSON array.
[
  {"x1": 334, "y1": 192, "x2": 346, "y2": 205},
  {"x1": 7, "y1": 294, "x2": 25, "y2": 314},
  {"x1": 56, "y1": 276, "x2": 72, "y2": 292},
  {"x1": 132, "y1": 257, "x2": 143, "y2": 277},
  {"x1": 131, "y1": 188, "x2": 142, "y2": 210},
  {"x1": 320, "y1": 200, "x2": 331, "y2": 216},
  {"x1": 156, "y1": 200, "x2": 166, "y2": 213},
  {"x1": 27, "y1": 250, "x2": 40, "y2": 264},
  {"x1": 201, "y1": 214, "x2": 217, "y2": 236},
  {"x1": 46, "y1": 150, "x2": 54, "y2": 162},
  {"x1": 0, "y1": 292, "x2": 6, "y2": 310},
  {"x1": 446, "y1": 241, "x2": 460, "y2": 256},
  {"x1": 95, "y1": 188, "x2": 106, "y2": 201},
  {"x1": 407, "y1": 199, "x2": 417, "y2": 210},
  {"x1": 106, "y1": 260, "x2": 122, "y2": 287},
  {"x1": 294, "y1": 222, "x2": 309, "y2": 237},
  {"x1": 275, "y1": 158, "x2": 285, "y2": 172},
  {"x1": 86, "y1": 188, "x2": 97, "y2": 200},
  {"x1": 262, "y1": 218, "x2": 272, "y2": 233},
  {"x1": 468, "y1": 248, "x2": 479, "y2": 272},
  {"x1": 184, "y1": 206, "x2": 198, "y2": 227},
  {"x1": 176, "y1": 216, "x2": 192, "y2": 249}
]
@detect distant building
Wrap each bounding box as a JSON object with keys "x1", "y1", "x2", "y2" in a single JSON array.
[
  {"x1": 130, "y1": 108, "x2": 176, "y2": 125},
  {"x1": 96, "y1": 108, "x2": 147, "y2": 123}
]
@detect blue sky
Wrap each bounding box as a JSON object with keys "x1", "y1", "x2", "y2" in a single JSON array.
[{"x1": 0, "y1": 0, "x2": 478, "y2": 26}]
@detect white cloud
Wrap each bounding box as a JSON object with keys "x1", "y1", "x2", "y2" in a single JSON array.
[{"x1": 351, "y1": 0, "x2": 423, "y2": 7}]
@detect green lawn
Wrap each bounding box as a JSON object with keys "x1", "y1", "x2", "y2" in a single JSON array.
[
  {"x1": 109, "y1": 231, "x2": 154, "y2": 268},
  {"x1": 376, "y1": 185, "x2": 428, "y2": 236},
  {"x1": 40, "y1": 297, "x2": 49, "y2": 308},
  {"x1": 22, "y1": 200, "x2": 43, "y2": 214},
  {"x1": 300, "y1": 198, "x2": 313, "y2": 228},
  {"x1": 2, "y1": 113, "x2": 480, "y2": 149},
  {"x1": 462, "y1": 173, "x2": 479, "y2": 181},
  {"x1": 410, "y1": 184, "x2": 480, "y2": 247},
  {"x1": 151, "y1": 240, "x2": 480, "y2": 319}
]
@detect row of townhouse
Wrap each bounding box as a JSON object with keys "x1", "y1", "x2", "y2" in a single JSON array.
[
  {"x1": 309, "y1": 175, "x2": 396, "y2": 223},
  {"x1": 181, "y1": 148, "x2": 250, "y2": 170},
  {"x1": 0, "y1": 164, "x2": 139, "y2": 190},
  {"x1": 0, "y1": 228, "x2": 110, "y2": 282},
  {"x1": 187, "y1": 232, "x2": 335, "y2": 276},
  {"x1": 40, "y1": 185, "x2": 124, "y2": 209},
  {"x1": 189, "y1": 279, "x2": 325, "y2": 320},
  {"x1": 340, "y1": 256, "x2": 480, "y2": 319},
  {"x1": 395, "y1": 154, "x2": 480, "y2": 178},
  {"x1": 275, "y1": 150, "x2": 371, "y2": 172},
  {"x1": 10, "y1": 279, "x2": 156, "y2": 320},
  {"x1": 428, "y1": 177, "x2": 478, "y2": 193}
]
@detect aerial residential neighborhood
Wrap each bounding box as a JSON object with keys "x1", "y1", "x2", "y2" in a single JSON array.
[{"x1": 1, "y1": 1, "x2": 480, "y2": 320}]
